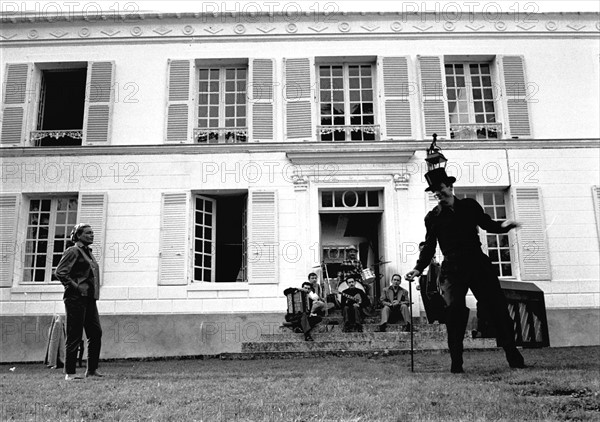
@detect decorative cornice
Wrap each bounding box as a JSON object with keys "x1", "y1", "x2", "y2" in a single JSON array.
[
  {"x1": 0, "y1": 139, "x2": 598, "y2": 159},
  {"x1": 0, "y1": 12, "x2": 598, "y2": 43}
]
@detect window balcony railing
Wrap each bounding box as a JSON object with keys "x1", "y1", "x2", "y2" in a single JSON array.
[
  {"x1": 194, "y1": 127, "x2": 247, "y2": 144},
  {"x1": 30, "y1": 130, "x2": 83, "y2": 146},
  {"x1": 449, "y1": 123, "x2": 502, "y2": 140},
  {"x1": 318, "y1": 124, "x2": 380, "y2": 142}
]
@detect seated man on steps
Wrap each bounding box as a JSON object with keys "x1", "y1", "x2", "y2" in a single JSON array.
[
  {"x1": 340, "y1": 276, "x2": 369, "y2": 332},
  {"x1": 378, "y1": 274, "x2": 411, "y2": 332}
]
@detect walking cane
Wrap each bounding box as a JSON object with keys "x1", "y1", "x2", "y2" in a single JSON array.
[{"x1": 408, "y1": 277, "x2": 414, "y2": 372}]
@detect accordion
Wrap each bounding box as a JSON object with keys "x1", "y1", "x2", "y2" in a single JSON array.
[{"x1": 283, "y1": 288, "x2": 309, "y2": 315}]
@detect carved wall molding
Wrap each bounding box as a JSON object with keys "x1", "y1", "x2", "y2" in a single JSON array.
[{"x1": 1, "y1": 13, "x2": 598, "y2": 43}]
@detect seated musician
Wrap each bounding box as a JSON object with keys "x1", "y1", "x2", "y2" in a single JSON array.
[
  {"x1": 378, "y1": 274, "x2": 411, "y2": 332},
  {"x1": 340, "y1": 276, "x2": 369, "y2": 332},
  {"x1": 341, "y1": 245, "x2": 364, "y2": 284},
  {"x1": 300, "y1": 280, "x2": 325, "y2": 317}
]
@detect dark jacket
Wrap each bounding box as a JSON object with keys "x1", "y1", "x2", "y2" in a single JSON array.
[{"x1": 56, "y1": 243, "x2": 100, "y2": 300}]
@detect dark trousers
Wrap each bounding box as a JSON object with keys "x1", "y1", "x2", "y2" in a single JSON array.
[
  {"x1": 440, "y1": 253, "x2": 520, "y2": 367},
  {"x1": 64, "y1": 296, "x2": 102, "y2": 374},
  {"x1": 342, "y1": 305, "x2": 362, "y2": 328}
]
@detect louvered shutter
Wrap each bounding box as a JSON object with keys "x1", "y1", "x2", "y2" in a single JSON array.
[
  {"x1": 593, "y1": 186, "x2": 600, "y2": 244},
  {"x1": 77, "y1": 193, "x2": 107, "y2": 280},
  {"x1": 1, "y1": 63, "x2": 32, "y2": 145},
  {"x1": 0, "y1": 194, "x2": 19, "y2": 287},
  {"x1": 380, "y1": 56, "x2": 413, "y2": 139},
  {"x1": 83, "y1": 62, "x2": 115, "y2": 145},
  {"x1": 165, "y1": 60, "x2": 192, "y2": 143},
  {"x1": 512, "y1": 187, "x2": 551, "y2": 280},
  {"x1": 248, "y1": 190, "x2": 278, "y2": 284},
  {"x1": 250, "y1": 59, "x2": 274, "y2": 141},
  {"x1": 159, "y1": 192, "x2": 189, "y2": 285},
  {"x1": 284, "y1": 58, "x2": 313, "y2": 140},
  {"x1": 417, "y1": 56, "x2": 449, "y2": 138},
  {"x1": 499, "y1": 56, "x2": 532, "y2": 138}
]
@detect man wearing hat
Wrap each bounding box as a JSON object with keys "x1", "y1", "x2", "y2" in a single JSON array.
[
  {"x1": 405, "y1": 167, "x2": 525, "y2": 374},
  {"x1": 341, "y1": 245, "x2": 364, "y2": 285}
]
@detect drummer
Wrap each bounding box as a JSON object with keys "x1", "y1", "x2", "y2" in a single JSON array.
[{"x1": 341, "y1": 245, "x2": 364, "y2": 285}]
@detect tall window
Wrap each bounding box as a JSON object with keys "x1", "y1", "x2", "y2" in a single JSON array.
[
  {"x1": 34, "y1": 68, "x2": 87, "y2": 146},
  {"x1": 318, "y1": 64, "x2": 376, "y2": 141},
  {"x1": 456, "y1": 190, "x2": 513, "y2": 277},
  {"x1": 196, "y1": 67, "x2": 247, "y2": 143},
  {"x1": 23, "y1": 196, "x2": 78, "y2": 283},
  {"x1": 445, "y1": 63, "x2": 499, "y2": 140},
  {"x1": 193, "y1": 193, "x2": 247, "y2": 282}
]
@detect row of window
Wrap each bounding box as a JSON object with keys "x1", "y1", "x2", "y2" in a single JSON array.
[
  {"x1": 0, "y1": 55, "x2": 532, "y2": 146},
  {"x1": 11, "y1": 188, "x2": 516, "y2": 286}
]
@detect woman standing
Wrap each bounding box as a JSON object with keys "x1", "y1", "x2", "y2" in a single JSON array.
[{"x1": 55, "y1": 223, "x2": 103, "y2": 380}]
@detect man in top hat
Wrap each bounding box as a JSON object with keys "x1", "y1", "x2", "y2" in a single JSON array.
[{"x1": 405, "y1": 167, "x2": 525, "y2": 374}]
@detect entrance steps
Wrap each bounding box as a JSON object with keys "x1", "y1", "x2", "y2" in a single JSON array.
[{"x1": 220, "y1": 312, "x2": 498, "y2": 360}]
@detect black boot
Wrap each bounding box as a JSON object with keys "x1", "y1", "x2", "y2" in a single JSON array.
[{"x1": 505, "y1": 347, "x2": 525, "y2": 368}]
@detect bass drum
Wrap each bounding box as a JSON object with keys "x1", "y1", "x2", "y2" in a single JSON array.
[{"x1": 336, "y1": 279, "x2": 365, "y2": 305}]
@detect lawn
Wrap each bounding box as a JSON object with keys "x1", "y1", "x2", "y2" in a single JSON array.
[{"x1": 1, "y1": 347, "x2": 599, "y2": 422}]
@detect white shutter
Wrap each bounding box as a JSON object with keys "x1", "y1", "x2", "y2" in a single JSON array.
[
  {"x1": 499, "y1": 56, "x2": 532, "y2": 138},
  {"x1": 159, "y1": 192, "x2": 189, "y2": 285},
  {"x1": 512, "y1": 187, "x2": 551, "y2": 280},
  {"x1": 284, "y1": 57, "x2": 313, "y2": 140},
  {"x1": 165, "y1": 60, "x2": 192, "y2": 143},
  {"x1": 83, "y1": 62, "x2": 115, "y2": 145},
  {"x1": 1, "y1": 63, "x2": 33, "y2": 145},
  {"x1": 77, "y1": 193, "x2": 107, "y2": 280},
  {"x1": 250, "y1": 59, "x2": 274, "y2": 141},
  {"x1": 593, "y1": 186, "x2": 600, "y2": 245},
  {"x1": 248, "y1": 190, "x2": 278, "y2": 284},
  {"x1": 380, "y1": 56, "x2": 413, "y2": 139},
  {"x1": 417, "y1": 56, "x2": 449, "y2": 138},
  {"x1": 0, "y1": 194, "x2": 19, "y2": 287}
]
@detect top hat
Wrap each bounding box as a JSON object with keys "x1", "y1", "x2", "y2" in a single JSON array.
[{"x1": 424, "y1": 168, "x2": 456, "y2": 192}]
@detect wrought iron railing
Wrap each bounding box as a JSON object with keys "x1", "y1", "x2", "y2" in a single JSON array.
[
  {"x1": 30, "y1": 130, "x2": 83, "y2": 146},
  {"x1": 449, "y1": 123, "x2": 502, "y2": 140},
  {"x1": 194, "y1": 127, "x2": 247, "y2": 144},
  {"x1": 317, "y1": 124, "x2": 380, "y2": 142}
]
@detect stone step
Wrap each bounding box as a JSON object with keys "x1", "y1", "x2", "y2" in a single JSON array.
[
  {"x1": 241, "y1": 337, "x2": 496, "y2": 353},
  {"x1": 260, "y1": 331, "x2": 411, "y2": 342},
  {"x1": 228, "y1": 338, "x2": 498, "y2": 359},
  {"x1": 278, "y1": 322, "x2": 446, "y2": 334}
]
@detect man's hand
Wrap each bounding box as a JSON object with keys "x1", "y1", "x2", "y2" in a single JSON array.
[
  {"x1": 405, "y1": 270, "x2": 420, "y2": 281},
  {"x1": 501, "y1": 220, "x2": 521, "y2": 230},
  {"x1": 392, "y1": 300, "x2": 399, "y2": 306}
]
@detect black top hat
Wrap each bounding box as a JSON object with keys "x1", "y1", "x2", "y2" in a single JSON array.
[{"x1": 424, "y1": 168, "x2": 456, "y2": 192}]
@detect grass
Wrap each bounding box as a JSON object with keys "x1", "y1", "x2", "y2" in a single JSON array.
[{"x1": 1, "y1": 347, "x2": 599, "y2": 422}]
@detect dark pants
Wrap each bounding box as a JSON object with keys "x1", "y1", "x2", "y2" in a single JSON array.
[
  {"x1": 64, "y1": 296, "x2": 102, "y2": 375},
  {"x1": 342, "y1": 305, "x2": 362, "y2": 329},
  {"x1": 440, "y1": 253, "x2": 522, "y2": 368}
]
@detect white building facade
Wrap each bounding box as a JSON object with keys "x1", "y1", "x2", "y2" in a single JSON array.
[{"x1": 1, "y1": 10, "x2": 599, "y2": 361}]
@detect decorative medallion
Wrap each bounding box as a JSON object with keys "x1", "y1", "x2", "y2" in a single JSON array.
[
  {"x1": 545, "y1": 21, "x2": 558, "y2": 31},
  {"x1": 130, "y1": 26, "x2": 143, "y2": 36},
  {"x1": 182, "y1": 25, "x2": 194, "y2": 35},
  {"x1": 308, "y1": 23, "x2": 328, "y2": 33},
  {"x1": 78, "y1": 27, "x2": 91, "y2": 37},
  {"x1": 153, "y1": 26, "x2": 172, "y2": 36},
  {"x1": 204, "y1": 26, "x2": 223, "y2": 35},
  {"x1": 101, "y1": 29, "x2": 121, "y2": 37},
  {"x1": 338, "y1": 22, "x2": 351, "y2": 32},
  {"x1": 495, "y1": 21, "x2": 507, "y2": 31},
  {"x1": 234, "y1": 24, "x2": 246, "y2": 34},
  {"x1": 443, "y1": 21, "x2": 456, "y2": 31},
  {"x1": 361, "y1": 23, "x2": 380, "y2": 32},
  {"x1": 257, "y1": 24, "x2": 276, "y2": 33},
  {"x1": 28, "y1": 29, "x2": 39, "y2": 39},
  {"x1": 286, "y1": 23, "x2": 298, "y2": 33},
  {"x1": 567, "y1": 23, "x2": 586, "y2": 31},
  {"x1": 390, "y1": 21, "x2": 403, "y2": 32}
]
